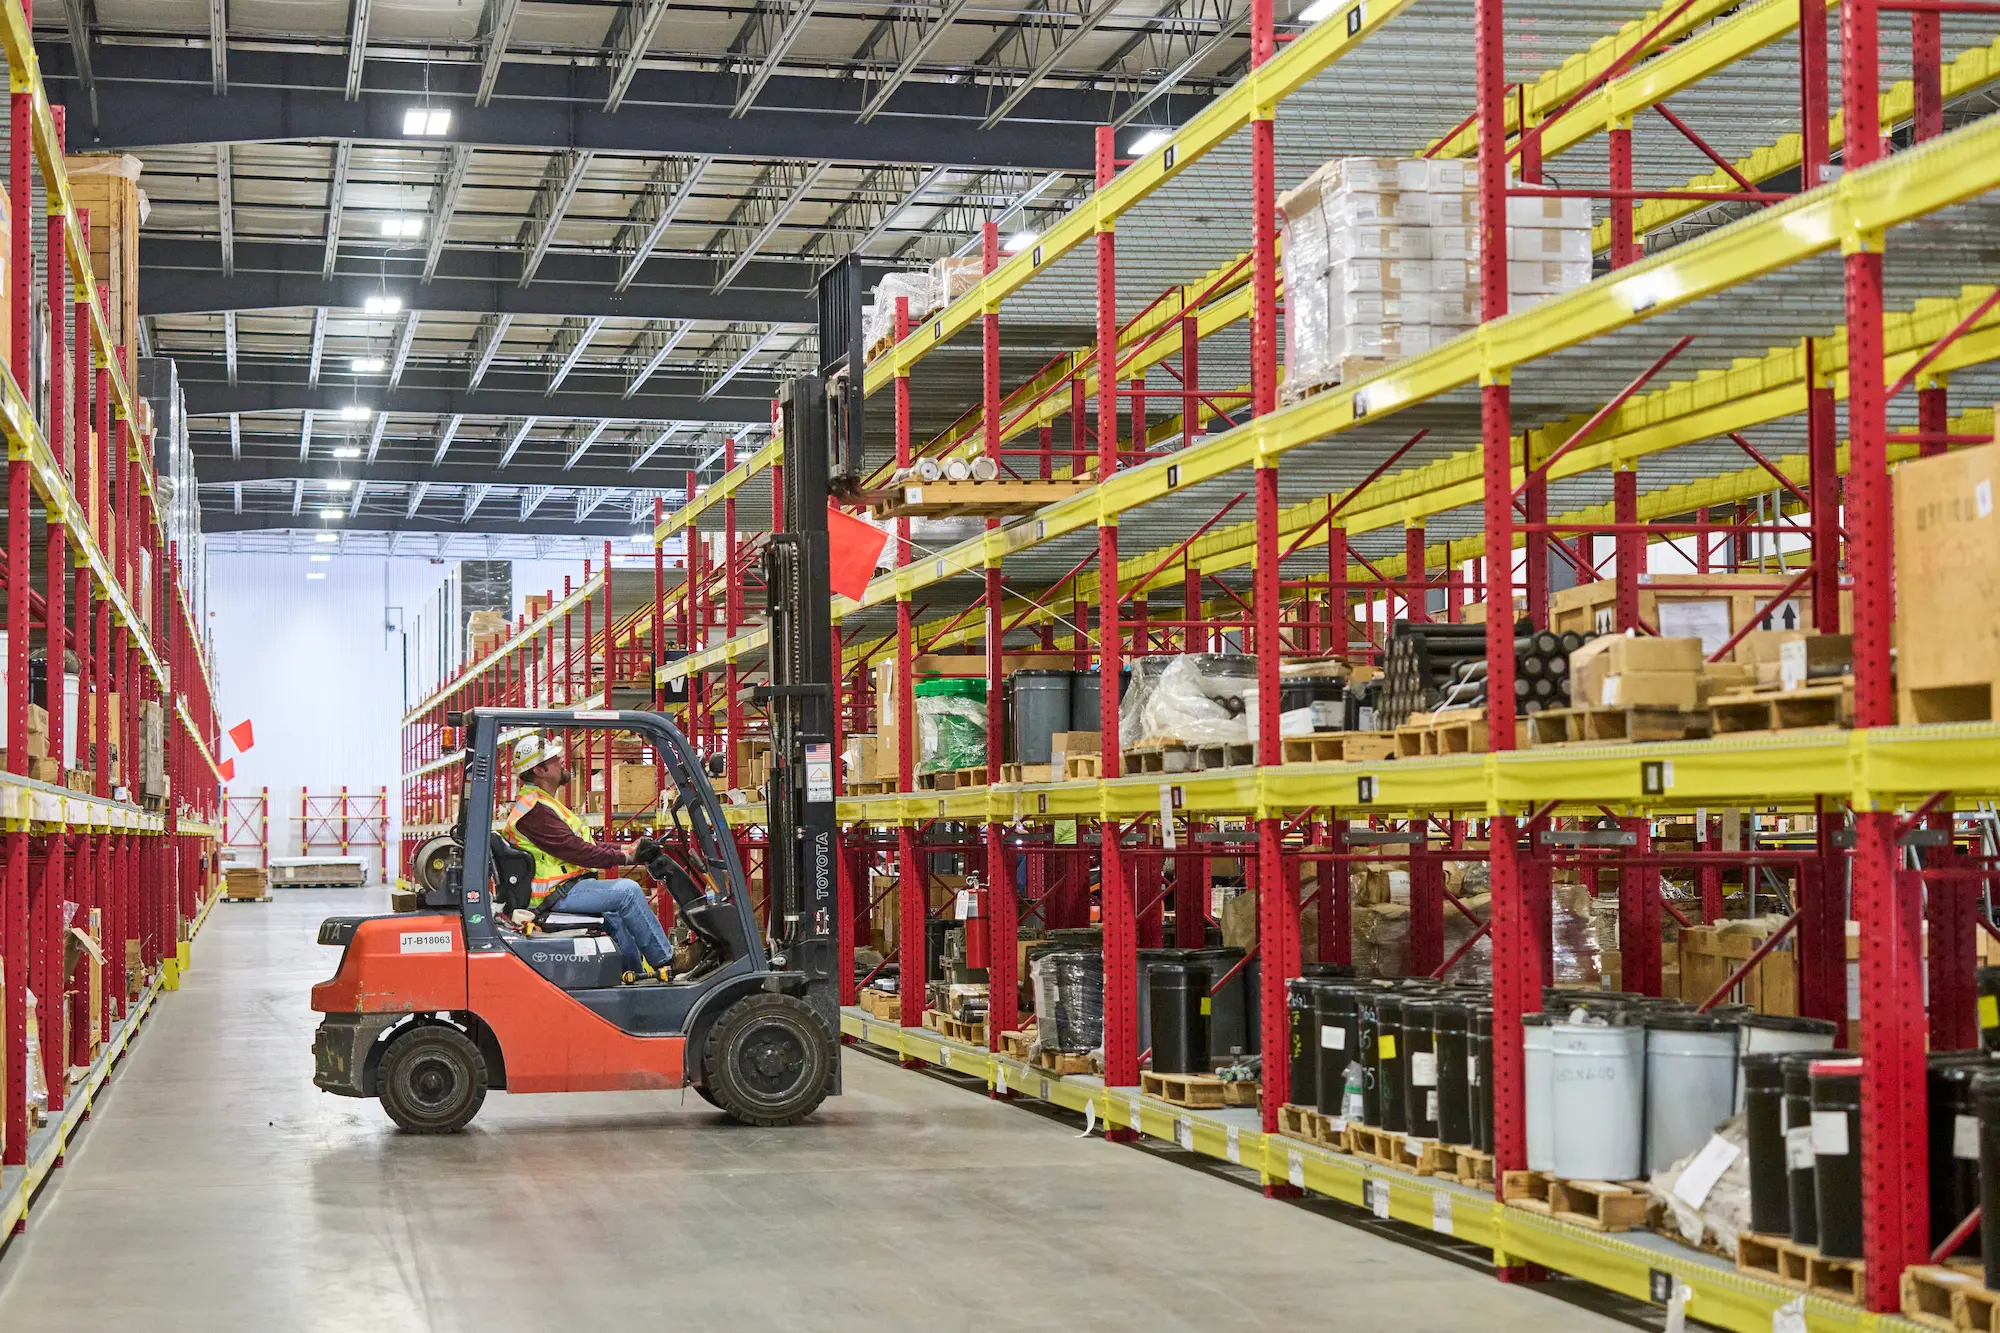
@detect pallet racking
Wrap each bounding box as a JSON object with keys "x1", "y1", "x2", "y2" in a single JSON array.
[
  {"x1": 393, "y1": 0, "x2": 2000, "y2": 1321},
  {"x1": 0, "y1": 0, "x2": 226, "y2": 1216}
]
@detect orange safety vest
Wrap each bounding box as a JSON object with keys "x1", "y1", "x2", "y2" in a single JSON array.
[{"x1": 501, "y1": 785, "x2": 591, "y2": 906}]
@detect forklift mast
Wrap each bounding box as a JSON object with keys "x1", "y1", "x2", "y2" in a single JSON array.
[{"x1": 762, "y1": 372, "x2": 844, "y2": 1049}]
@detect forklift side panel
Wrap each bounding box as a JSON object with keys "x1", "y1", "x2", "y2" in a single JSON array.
[
  {"x1": 310, "y1": 916, "x2": 469, "y2": 1014},
  {"x1": 468, "y1": 951, "x2": 687, "y2": 1092}
]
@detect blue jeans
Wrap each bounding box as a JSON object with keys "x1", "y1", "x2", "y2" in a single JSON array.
[{"x1": 555, "y1": 877, "x2": 673, "y2": 973}]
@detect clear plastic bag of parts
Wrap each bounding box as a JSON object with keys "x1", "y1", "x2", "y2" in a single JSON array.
[{"x1": 1119, "y1": 653, "x2": 1259, "y2": 748}]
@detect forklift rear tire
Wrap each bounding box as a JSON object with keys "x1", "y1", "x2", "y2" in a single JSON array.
[
  {"x1": 378, "y1": 1024, "x2": 488, "y2": 1134},
  {"x1": 701, "y1": 994, "x2": 834, "y2": 1127}
]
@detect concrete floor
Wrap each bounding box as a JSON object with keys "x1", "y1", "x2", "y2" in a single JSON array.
[{"x1": 0, "y1": 888, "x2": 1645, "y2": 1332}]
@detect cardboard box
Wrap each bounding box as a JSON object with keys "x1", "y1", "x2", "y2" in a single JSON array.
[
  {"x1": 1551, "y1": 574, "x2": 1830, "y2": 649},
  {"x1": 1699, "y1": 662, "x2": 1758, "y2": 701},
  {"x1": 609, "y1": 763, "x2": 659, "y2": 811},
  {"x1": 1896, "y1": 442, "x2": 2000, "y2": 721},
  {"x1": 224, "y1": 866, "x2": 269, "y2": 900},
  {"x1": 30, "y1": 756, "x2": 58, "y2": 785},
  {"x1": 25, "y1": 703, "x2": 46, "y2": 760},
  {"x1": 1050, "y1": 732, "x2": 1100, "y2": 767},
  {"x1": 65, "y1": 155, "x2": 141, "y2": 356},
  {"x1": 1571, "y1": 635, "x2": 1702, "y2": 708},
  {"x1": 1602, "y1": 670, "x2": 1700, "y2": 711}
]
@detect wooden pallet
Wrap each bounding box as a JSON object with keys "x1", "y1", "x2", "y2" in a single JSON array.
[
  {"x1": 917, "y1": 770, "x2": 955, "y2": 790},
  {"x1": 1547, "y1": 1178, "x2": 1649, "y2": 1232},
  {"x1": 1394, "y1": 722, "x2": 1431, "y2": 757},
  {"x1": 1899, "y1": 1264, "x2": 1994, "y2": 1331},
  {"x1": 999, "y1": 1030, "x2": 1035, "y2": 1060},
  {"x1": 999, "y1": 763, "x2": 1054, "y2": 785},
  {"x1": 1528, "y1": 705, "x2": 1710, "y2": 746},
  {"x1": 1140, "y1": 1071, "x2": 1259, "y2": 1109},
  {"x1": 845, "y1": 778, "x2": 896, "y2": 795},
  {"x1": 1737, "y1": 1231, "x2": 1814, "y2": 1291},
  {"x1": 1805, "y1": 1249, "x2": 1867, "y2": 1305},
  {"x1": 939, "y1": 1015, "x2": 987, "y2": 1045},
  {"x1": 1037, "y1": 1048, "x2": 1094, "y2": 1076},
  {"x1": 1276, "y1": 730, "x2": 1401, "y2": 764},
  {"x1": 858, "y1": 989, "x2": 901, "y2": 1019},
  {"x1": 1347, "y1": 1124, "x2": 1406, "y2": 1167},
  {"x1": 1063, "y1": 755, "x2": 1101, "y2": 780},
  {"x1": 922, "y1": 1009, "x2": 946, "y2": 1031},
  {"x1": 1277, "y1": 1102, "x2": 1322, "y2": 1142},
  {"x1": 220, "y1": 893, "x2": 273, "y2": 903},
  {"x1": 1123, "y1": 743, "x2": 1194, "y2": 775},
  {"x1": 870, "y1": 477, "x2": 1095, "y2": 521},
  {"x1": 1404, "y1": 1138, "x2": 1451, "y2": 1176},
  {"x1": 1434, "y1": 1143, "x2": 1494, "y2": 1188},
  {"x1": 1710, "y1": 679, "x2": 1855, "y2": 735},
  {"x1": 1192, "y1": 743, "x2": 1255, "y2": 771},
  {"x1": 1501, "y1": 1169, "x2": 1556, "y2": 1214}
]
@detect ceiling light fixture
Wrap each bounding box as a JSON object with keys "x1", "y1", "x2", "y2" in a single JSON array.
[
  {"x1": 350, "y1": 357, "x2": 384, "y2": 374},
  {"x1": 307, "y1": 572, "x2": 327, "y2": 580},
  {"x1": 333, "y1": 445, "x2": 361, "y2": 459},
  {"x1": 402, "y1": 108, "x2": 452, "y2": 136},
  {"x1": 1127, "y1": 129, "x2": 1172, "y2": 155},
  {"x1": 339, "y1": 405, "x2": 371, "y2": 421},
  {"x1": 363, "y1": 295, "x2": 402, "y2": 315},
  {"x1": 319, "y1": 507, "x2": 343, "y2": 520},
  {"x1": 314, "y1": 532, "x2": 339, "y2": 544},
  {"x1": 327, "y1": 479, "x2": 355, "y2": 492},
  {"x1": 379, "y1": 217, "x2": 424, "y2": 238},
  {"x1": 1003, "y1": 230, "x2": 1036, "y2": 254},
  {"x1": 310, "y1": 554, "x2": 331, "y2": 562}
]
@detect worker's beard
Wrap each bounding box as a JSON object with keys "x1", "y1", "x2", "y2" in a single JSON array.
[{"x1": 538, "y1": 762, "x2": 572, "y2": 789}]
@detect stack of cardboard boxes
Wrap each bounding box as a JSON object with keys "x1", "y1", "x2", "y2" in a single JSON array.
[
  {"x1": 1566, "y1": 630, "x2": 1853, "y2": 714},
  {"x1": 466, "y1": 609, "x2": 508, "y2": 661},
  {"x1": 1280, "y1": 158, "x2": 1595, "y2": 399}
]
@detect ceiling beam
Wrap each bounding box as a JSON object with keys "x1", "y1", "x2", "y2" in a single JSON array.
[
  {"x1": 624, "y1": 320, "x2": 695, "y2": 398},
  {"x1": 518, "y1": 150, "x2": 594, "y2": 286},
  {"x1": 711, "y1": 160, "x2": 827, "y2": 293},
  {"x1": 474, "y1": 0, "x2": 521, "y2": 106},
  {"x1": 564, "y1": 420, "x2": 613, "y2": 469},
  {"x1": 615, "y1": 155, "x2": 708, "y2": 292},
  {"x1": 210, "y1": 0, "x2": 227, "y2": 93},
  {"x1": 140, "y1": 239, "x2": 817, "y2": 325},
  {"x1": 851, "y1": 0, "x2": 976, "y2": 124},
  {"x1": 978, "y1": 0, "x2": 1126, "y2": 130},
  {"x1": 602, "y1": 0, "x2": 677, "y2": 112},
  {"x1": 223, "y1": 311, "x2": 238, "y2": 385},
  {"x1": 181, "y1": 375, "x2": 779, "y2": 425},
  {"x1": 387, "y1": 309, "x2": 420, "y2": 386},
  {"x1": 202, "y1": 508, "x2": 653, "y2": 538},
  {"x1": 704, "y1": 326, "x2": 784, "y2": 399},
  {"x1": 195, "y1": 455, "x2": 702, "y2": 491},
  {"x1": 343, "y1": 0, "x2": 371, "y2": 100},
  {"x1": 45, "y1": 48, "x2": 1126, "y2": 170},
  {"x1": 215, "y1": 144, "x2": 235, "y2": 276},
  {"x1": 498, "y1": 416, "x2": 539, "y2": 467},
  {"x1": 547, "y1": 316, "x2": 608, "y2": 394},
  {"x1": 430, "y1": 413, "x2": 463, "y2": 465},
  {"x1": 322, "y1": 140, "x2": 352, "y2": 280},
  {"x1": 421, "y1": 143, "x2": 473, "y2": 280},
  {"x1": 731, "y1": 0, "x2": 821, "y2": 117},
  {"x1": 467, "y1": 313, "x2": 514, "y2": 390},
  {"x1": 64, "y1": 0, "x2": 98, "y2": 127},
  {"x1": 306, "y1": 307, "x2": 329, "y2": 387}
]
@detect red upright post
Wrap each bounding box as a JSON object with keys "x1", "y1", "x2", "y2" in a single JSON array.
[
  {"x1": 1247, "y1": 0, "x2": 1296, "y2": 1143},
  {"x1": 652, "y1": 496, "x2": 666, "y2": 709},
  {"x1": 893, "y1": 296, "x2": 925, "y2": 1037},
  {"x1": 1608, "y1": 122, "x2": 1638, "y2": 268},
  {"x1": 980, "y1": 220, "x2": 1019, "y2": 1051},
  {"x1": 1843, "y1": 0, "x2": 1926, "y2": 1308},
  {"x1": 723, "y1": 439, "x2": 742, "y2": 792},
  {"x1": 1475, "y1": 0, "x2": 1530, "y2": 1200},
  {"x1": 4, "y1": 84, "x2": 33, "y2": 1166},
  {"x1": 1095, "y1": 126, "x2": 1138, "y2": 1101},
  {"x1": 1404, "y1": 525, "x2": 1427, "y2": 623},
  {"x1": 1807, "y1": 339, "x2": 1842, "y2": 631}
]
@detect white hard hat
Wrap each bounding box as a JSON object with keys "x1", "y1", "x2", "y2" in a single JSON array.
[{"x1": 512, "y1": 734, "x2": 565, "y2": 777}]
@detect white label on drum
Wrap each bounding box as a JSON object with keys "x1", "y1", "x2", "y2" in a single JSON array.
[
  {"x1": 1956, "y1": 1113, "x2": 1980, "y2": 1161},
  {"x1": 1785, "y1": 1125, "x2": 1815, "y2": 1170},
  {"x1": 1320, "y1": 1024, "x2": 1344, "y2": 1050},
  {"x1": 1811, "y1": 1110, "x2": 1850, "y2": 1157},
  {"x1": 1411, "y1": 1052, "x2": 1438, "y2": 1087}
]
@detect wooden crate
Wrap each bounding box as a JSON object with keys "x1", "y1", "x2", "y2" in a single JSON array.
[{"x1": 1680, "y1": 924, "x2": 1797, "y2": 1015}]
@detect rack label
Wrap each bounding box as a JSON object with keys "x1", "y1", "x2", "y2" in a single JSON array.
[
  {"x1": 1226, "y1": 1124, "x2": 1240, "y2": 1164},
  {"x1": 1431, "y1": 1193, "x2": 1452, "y2": 1235},
  {"x1": 1176, "y1": 1117, "x2": 1193, "y2": 1151},
  {"x1": 1287, "y1": 1148, "x2": 1304, "y2": 1188}
]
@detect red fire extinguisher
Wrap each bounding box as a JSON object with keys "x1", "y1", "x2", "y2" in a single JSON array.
[{"x1": 961, "y1": 878, "x2": 989, "y2": 968}]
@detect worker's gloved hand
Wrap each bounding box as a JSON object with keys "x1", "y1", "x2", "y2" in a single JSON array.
[
  {"x1": 510, "y1": 908, "x2": 539, "y2": 933},
  {"x1": 630, "y1": 836, "x2": 660, "y2": 865}
]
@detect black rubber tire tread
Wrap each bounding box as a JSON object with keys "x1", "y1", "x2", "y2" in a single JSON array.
[
  {"x1": 692, "y1": 1082, "x2": 722, "y2": 1108},
  {"x1": 377, "y1": 1023, "x2": 489, "y2": 1134},
  {"x1": 700, "y1": 994, "x2": 835, "y2": 1127}
]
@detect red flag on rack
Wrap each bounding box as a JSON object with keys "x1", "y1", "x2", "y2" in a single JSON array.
[
  {"x1": 218, "y1": 757, "x2": 236, "y2": 781},
  {"x1": 229, "y1": 719, "x2": 255, "y2": 752},
  {"x1": 825, "y1": 504, "x2": 890, "y2": 601}
]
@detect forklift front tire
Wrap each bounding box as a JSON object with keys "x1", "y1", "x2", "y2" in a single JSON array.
[
  {"x1": 377, "y1": 1023, "x2": 489, "y2": 1134},
  {"x1": 700, "y1": 994, "x2": 834, "y2": 1127}
]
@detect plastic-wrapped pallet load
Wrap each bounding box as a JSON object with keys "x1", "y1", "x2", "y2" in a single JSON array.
[
  {"x1": 1118, "y1": 653, "x2": 1257, "y2": 747},
  {"x1": 1282, "y1": 157, "x2": 1595, "y2": 399},
  {"x1": 1030, "y1": 949, "x2": 1104, "y2": 1053},
  {"x1": 914, "y1": 677, "x2": 986, "y2": 773},
  {"x1": 862, "y1": 270, "x2": 936, "y2": 361}
]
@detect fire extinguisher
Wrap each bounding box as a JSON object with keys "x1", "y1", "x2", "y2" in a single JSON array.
[{"x1": 960, "y1": 875, "x2": 989, "y2": 968}]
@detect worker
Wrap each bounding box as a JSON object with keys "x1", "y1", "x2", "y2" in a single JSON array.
[{"x1": 503, "y1": 735, "x2": 676, "y2": 983}]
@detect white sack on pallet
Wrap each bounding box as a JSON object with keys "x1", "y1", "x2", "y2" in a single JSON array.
[
  {"x1": 1121, "y1": 654, "x2": 1257, "y2": 747},
  {"x1": 1650, "y1": 1115, "x2": 1752, "y2": 1255}
]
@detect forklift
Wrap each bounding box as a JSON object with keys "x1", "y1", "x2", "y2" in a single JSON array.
[{"x1": 310, "y1": 333, "x2": 859, "y2": 1133}]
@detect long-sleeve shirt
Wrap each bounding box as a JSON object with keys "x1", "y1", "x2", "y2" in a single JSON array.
[{"x1": 514, "y1": 799, "x2": 627, "y2": 872}]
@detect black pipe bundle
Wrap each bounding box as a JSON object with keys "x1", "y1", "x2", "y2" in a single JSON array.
[{"x1": 1382, "y1": 624, "x2": 1594, "y2": 726}]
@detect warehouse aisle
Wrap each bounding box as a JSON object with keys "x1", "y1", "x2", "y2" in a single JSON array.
[{"x1": 0, "y1": 892, "x2": 1640, "y2": 1333}]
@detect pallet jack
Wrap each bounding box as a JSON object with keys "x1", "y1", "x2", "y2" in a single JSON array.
[{"x1": 309, "y1": 358, "x2": 853, "y2": 1134}]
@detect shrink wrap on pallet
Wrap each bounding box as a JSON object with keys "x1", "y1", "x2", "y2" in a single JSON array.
[{"x1": 1029, "y1": 949, "x2": 1103, "y2": 1053}]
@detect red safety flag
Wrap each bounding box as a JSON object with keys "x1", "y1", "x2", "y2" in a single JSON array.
[
  {"x1": 229, "y1": 719, "x2": 255, "y2": 752},
  {"x1": 825, "y1": 504, "x2": 889, "y2": 602},
  {"x1": 218, "y1": 757, "x2": 236, "y2": 781}
]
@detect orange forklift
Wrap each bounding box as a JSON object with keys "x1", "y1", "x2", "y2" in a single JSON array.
[{"x1": 311, "y1": 375, "x2": 848, "y2": 1133}]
